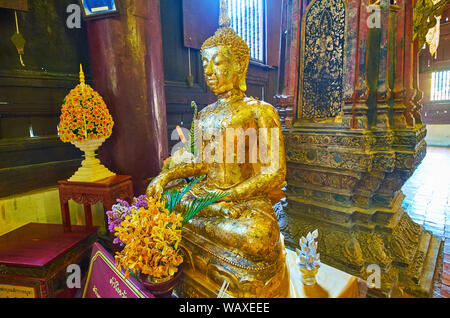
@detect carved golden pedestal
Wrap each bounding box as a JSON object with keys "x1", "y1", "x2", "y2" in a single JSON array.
[
  {"x1": 69, "y1": 138, "x2": 116, "y2": 183},
  {"x1": 174, "y1": 228, "x2": 290, "y2": 298},
  {"x1": 279, "y1": 125, "x2": 443, "y2": 297}
]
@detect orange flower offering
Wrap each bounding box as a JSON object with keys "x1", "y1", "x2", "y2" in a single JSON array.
[
  {"x1": 58, "y1": 65, "x2": 114, "y2": 143},
  {"x1": 114, "y1": 195, "x2": 184, "y2": 280}
]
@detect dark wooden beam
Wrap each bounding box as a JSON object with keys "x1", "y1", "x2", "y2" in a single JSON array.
[{"x1": 0, "y1": 0, "x2": 28, "y2": 11}]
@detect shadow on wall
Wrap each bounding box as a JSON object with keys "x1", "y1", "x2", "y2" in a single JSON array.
[{"x1": 425, "y1": 124, "x2": 450, "y2": 147}]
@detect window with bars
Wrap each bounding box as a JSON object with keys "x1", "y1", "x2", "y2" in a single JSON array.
[
  {"x1": 225, "y1": 0, "x2": 265, "y2": 62},
  {"x1": 431, "y1": 70, "x2": 450, "y2": 101}
]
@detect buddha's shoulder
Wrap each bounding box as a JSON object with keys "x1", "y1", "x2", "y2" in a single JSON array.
[{"x1": 244, "y1": 97, "x2": 279, "y2": 117}]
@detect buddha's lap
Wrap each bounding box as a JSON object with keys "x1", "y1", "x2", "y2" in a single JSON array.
[{"x1": 182, "y1": 198, "x2": 281, "y2": 261}]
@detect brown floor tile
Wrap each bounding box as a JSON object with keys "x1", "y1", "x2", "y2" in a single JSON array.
[
  {"x1": 445, "y1": 243, "x2": 450, "y2": 254},
  {"x1": 444, "y1": 239, "x2": 450, "y2": 253},
  {"x1": 445, "y1": 253, "x2": 450, "y2": 263},
  {"x1": 441, "y1": 284, "x2": 450, "y2": 298},
  {"x1": 443, "y1": 271, "x2": 450, "y2": 286},
  {"x1": 444, "y1": 262, "x2": 450, "y2": 273}
]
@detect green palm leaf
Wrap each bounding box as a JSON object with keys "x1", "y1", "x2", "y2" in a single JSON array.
[
  {"x1": 180, "y1": 190, "x2": 230, "y2": 226},
  {"x1": 190, "y1": 101, "x2": 199, "y2": 155},
  {"x1": 163, "y1": 176, "x2": 204, "y2": 213}
]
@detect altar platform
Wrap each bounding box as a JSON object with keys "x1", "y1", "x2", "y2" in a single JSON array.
[
  {"x1": 176, "y1": 247, "x2": 363, "y2": 298},
  {"x1": 286, "y1": 249, "x2": 362, "y2": 298}
]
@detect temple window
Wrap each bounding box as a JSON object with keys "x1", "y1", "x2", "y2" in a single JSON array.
[
  {"x1": 430, "y1": 70, "x2": 450, "y2": 101},
  {"x1": 225, "y1": 0, "x2": 265, "y2": 62}
]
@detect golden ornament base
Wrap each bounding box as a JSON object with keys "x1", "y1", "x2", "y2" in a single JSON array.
[
  {"x1": 69, "y1": 138, "x2": 115, "y2": 183},
  {"x1": 300, "y1": 267, "x2": 319, "y2": 286},
  {"x1": 174, "y1": 228, "x2": 290, "y2": 298}
]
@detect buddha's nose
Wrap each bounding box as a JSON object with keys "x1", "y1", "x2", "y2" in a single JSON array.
[{"x1": 205, "y1": 61, "x2": 214, "y2": 76}]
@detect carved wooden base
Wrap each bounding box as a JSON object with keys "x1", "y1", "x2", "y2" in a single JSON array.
[
  {"x1": 281, "y1": 124, "x2": 440, "y2": 297},
  {"x1": 276, "y1": 194, "x2": 442, "y2": 297},
  {"x1": 174, "y1": 228, "x2": 290, "y2": 298}
]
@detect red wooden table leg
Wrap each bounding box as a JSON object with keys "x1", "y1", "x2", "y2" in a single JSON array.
[
  {"x1": 84, "y1": 204, "x2": 93, "y2": 227},
  {"x1": 60, "y1": 200, "x2": 71, "y2": 232}
]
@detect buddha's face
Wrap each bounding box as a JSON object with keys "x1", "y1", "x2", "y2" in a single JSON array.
[{"x1": 202, "y1": 45, "x2": 242, "y2": 95}]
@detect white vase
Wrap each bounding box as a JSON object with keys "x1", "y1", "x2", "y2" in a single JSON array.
[{"x1": 69, "y1": 138, "x2": 116, "y2": 182}]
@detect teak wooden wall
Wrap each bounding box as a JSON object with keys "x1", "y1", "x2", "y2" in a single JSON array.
[{"x1": 0, "y1": 0, "x2": 91, "y2": 197}]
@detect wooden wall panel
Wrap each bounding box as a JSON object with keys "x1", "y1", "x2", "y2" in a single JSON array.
[
  {"x1": 0, "y1": 0, "x2": 90, "y2": 197},
  {"x1": 266, "y1": 0, "x2": 283, "y2": 66},
  {"x1": 182, "y1": 0, "x2": 219, "y2": 49}
]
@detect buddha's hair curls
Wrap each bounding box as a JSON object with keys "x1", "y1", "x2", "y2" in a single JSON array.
[{"x1": 201, "y1": 27, "x2": 250, "y2": 72}]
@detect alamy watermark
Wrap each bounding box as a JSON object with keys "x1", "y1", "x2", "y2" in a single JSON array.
[
  {"x1": 66, "y1": 3, "x2": 383, "y2": 30},
  {"x1": 66, "y1": 4, "x2": 82, "y2": 29},
  {"x1": 367, "y1": 4, "x2": 381, "y2": 29},
  {"x1": 366, "y1": 264, "x2": 381, "y2": 289},
  {"x1": 171, "y1": 127, "x2": 281, "y2": 174},
  {"x1": 66, "y1": 264, "x2": 81, "y2": 289}
]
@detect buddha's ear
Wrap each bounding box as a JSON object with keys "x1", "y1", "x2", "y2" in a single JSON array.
[
  {"x1": 238, "y1": 76, "x2": 247, "y2": 92},
  {"x1": 238, "y1": 63, "x2": 248, "y2": 92}
]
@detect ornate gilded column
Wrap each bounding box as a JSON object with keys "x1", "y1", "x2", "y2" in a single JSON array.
[
  {"x1": 342, "y1": 0, "x2": 361, "y2": 129},
  {"x1": 404, "y1": 0, "x2": 417, "y2": 127},
  {"x1": 278, "y1": 0, "x2": 439, "y2": 298},
  {"x1": 392, "y1": 0, "x2": 408, "y2": 129},
  {"x1": 353, "y1": 0, "x2": 370, "y2": 129},
  {"x1": 411, "y1": 5, "x2": 425, "y2": 126},
  {"x1": 375, "y1": 0, "x2": 391, "y2": 129},
  {"x1": 87, "y1": 0, "x2": 168, "y2": 195}
]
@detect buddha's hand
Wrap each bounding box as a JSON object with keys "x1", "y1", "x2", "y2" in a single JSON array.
[
  {"x1": 146, "y1": 176, "x2": 166, "y2": 198},
  {"x1": 217, "y1": 189, "x2": 236, "y2": 202}
]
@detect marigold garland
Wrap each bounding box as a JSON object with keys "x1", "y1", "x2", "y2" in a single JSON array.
[{"x1": 58, "y1": 65, "x2": 114, "y2": 143}]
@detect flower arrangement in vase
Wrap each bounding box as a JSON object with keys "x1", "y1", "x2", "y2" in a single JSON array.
[
  {"x1": 58, "y1": 64, "x2": 115, "y2": 182},
  {"x1": 296, "y1": 229, "x2": 321, "y2": 286},
  {"x1": 112, "y1": 177, "x2": 229, "y2": 297}
]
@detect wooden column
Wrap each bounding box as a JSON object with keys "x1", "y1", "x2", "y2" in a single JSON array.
[
  {"x1": 353, "y1": 0, "x2": 370, "y2": 129},
  {"x1": 375, "y1": 1, "x2": 391, "y2": 129},
  {"x1": 404, "y1": 0, "x2": 416, "y2": 127},
  {"x1": 342, "y1": 0, "x2": 361, "y2": 129},
  {"x1": 392, "y1": 0, "x2": 407, "y2": 129},
  {"x1": 86, "y1": 0, "x2": 168, "y2": 195},
  {"x1": 274, "y1": 0, "x2": 303, "y2": 127}
]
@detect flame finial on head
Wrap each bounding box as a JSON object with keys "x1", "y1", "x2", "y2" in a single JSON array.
[{"x1": 219, "y1": 0, "x2": 231, "y2": 28}]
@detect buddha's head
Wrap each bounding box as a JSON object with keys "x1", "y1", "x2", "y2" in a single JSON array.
[{"x1": 201, "y1": 27, "x2": 250, "y2": 96}]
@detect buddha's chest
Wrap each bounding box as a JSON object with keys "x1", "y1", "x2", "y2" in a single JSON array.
[{"x1": 198, "y1": 107, "x2": 255, "y2": 134}]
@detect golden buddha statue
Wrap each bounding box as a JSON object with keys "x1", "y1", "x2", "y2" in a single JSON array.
[{"x1": 147, "y1": 8, "x2": 289, "y2": 298}]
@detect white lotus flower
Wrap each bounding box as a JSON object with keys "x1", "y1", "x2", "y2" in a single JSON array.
[{"x1": 296, "y1": 229, "x2": 321, "y2": 270}]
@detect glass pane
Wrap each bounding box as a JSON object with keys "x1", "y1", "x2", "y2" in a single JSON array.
[{"x1": 225, "y1": 0, "x2": 265, "y2": 62}]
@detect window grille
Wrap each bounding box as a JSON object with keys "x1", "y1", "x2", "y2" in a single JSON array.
[
  {"x1": 225, "y1": 0, "x2": 265, "y2": 62},
  {"x1": 431, "y1": 70, "x2": 450, "y2": 101}
]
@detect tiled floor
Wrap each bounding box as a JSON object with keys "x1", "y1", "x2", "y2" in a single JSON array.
[{"x1": 401, "y1": 146, "x2": 450, "y2": 298}]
